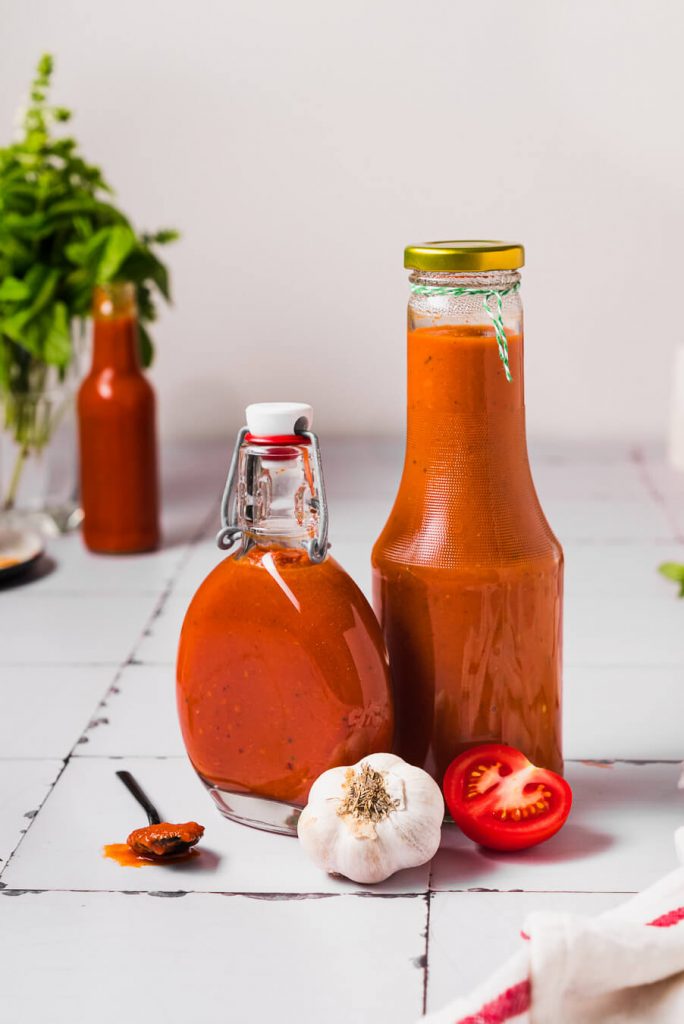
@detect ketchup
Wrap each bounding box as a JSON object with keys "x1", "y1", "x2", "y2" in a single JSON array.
[{"x1": 78, "y1": 284, "x2": 160, "y2": 553}]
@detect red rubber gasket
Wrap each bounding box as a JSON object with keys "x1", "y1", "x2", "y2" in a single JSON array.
[{"x1": 244, "y1": 433, "x2": 311, "y2": 446}]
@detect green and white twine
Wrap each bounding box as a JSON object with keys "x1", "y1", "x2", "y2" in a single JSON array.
[{"x1": 410, "y1": 281, "x2": 520, "y2": 382}]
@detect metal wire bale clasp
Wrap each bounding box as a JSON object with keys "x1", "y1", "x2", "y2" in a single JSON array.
[{"x1": 215, "y1": 427, "x2": 330, "y2": 564}]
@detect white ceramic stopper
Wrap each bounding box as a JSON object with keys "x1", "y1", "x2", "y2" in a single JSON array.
[{"x1": 245, "y1": 402, "x2": 313, "y2": 436}]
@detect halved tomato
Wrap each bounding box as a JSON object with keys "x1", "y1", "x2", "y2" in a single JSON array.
[{"x1": 442, "y1": 744, "x2": 572, "y2": 852}]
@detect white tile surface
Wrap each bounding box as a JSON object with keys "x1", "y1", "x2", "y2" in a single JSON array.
[
  {"x1": 565, "y1": 589, "x2": 684, "y2": 666},
  {"x1": 565, "y1": 665, "x2": 684, "y2": 760},
  {"x1": 328, "y1": 539, "x2": 373, "y2": 599},
  {"x1": 5, "y1": 438, "x2": 684, "y2": 1024},
  {"x1": 0, "y1": 592, "x2": 161, "y2": 665},
  {"x1": 29, "y1": 533, "x2": 186, "y2": 594},
  {"x1": 0, "y1": 889, "x2": 426, "y2": 1024},
  {"x1": 426, "y1": 890, "x2": 625, "y2": 1014},
  {"x1": 329, "y1": 498, "x2": 395, "y2": 543},
  {"x1": 134, "y1": 591, "x2": 190, "y2": 664},
  {"x1": 323, "y1": 438, "x2": 403, "y2": 501},
  {"x1": 544, "y1": 496, "x2": 675, "y2": 544},
  {"x1": 0, "y1": 665, "x2": 115, "y2": 758},
  {"x1": 636, "y1": 444, "x2": 684, "y2": 501},
  {"x1": 133, "y1": 541, "x2": 222, "y2": 663},
  {"x1": 528, "y1": 440, "x2": 634, "y2": 465},
  {"x1": 564, "y1": 540, "x2": 684, "y2": 598},
  {"x1": 430, "y1": 762, "x2": 684, "y2": 894},
  {"x1": 75, "y1": 664, "x2": 184, "y2": 757},
  {"x1": 0, "y1": 760, "x2": 62, "y2": 874},
  {"x1": 533, "y1": 462, "x2": 647, "y2": 501},
  {"x1": 3, "y1": 756, "x2": 431, "y2": 895}
]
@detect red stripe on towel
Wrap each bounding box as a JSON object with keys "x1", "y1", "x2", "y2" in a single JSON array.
[
  {"x1": 455, "y1": 979, "x2": 531, "y2": 1024},
  {"x1": 648, "y1": 907, "x2": 684, "y2": 928},
  {"x1": 463, "y1": 903, "x2": 684, "y2": 1024}
]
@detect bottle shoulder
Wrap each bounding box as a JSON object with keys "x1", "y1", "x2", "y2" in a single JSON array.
[
  {"x1": 78, "y1": 370, "x2": 156, "y2": 410},
  {"x1": 191, "y1": 547, "x2": 365, "y2": 597},
  {"x1": 180, "y1": 546, "x2": 388, "y2": 666},
  {"x1": 373, "y1": 495, "x2": 563, "y2": 571}
]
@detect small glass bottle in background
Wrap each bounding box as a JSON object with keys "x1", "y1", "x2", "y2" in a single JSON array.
[{"x1": 77, "y1": 283, "x2": 160, "y2": 553}]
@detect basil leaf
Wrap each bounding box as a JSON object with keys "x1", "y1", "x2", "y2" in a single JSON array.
[
  {"x1": 0, "y1": 277, "x2": 30, "y2": 301},
  {"x1": 137, "y1": 321, "x2": 154, "y2": 368},
  {"x1": 96, "y1": 224, "x2": 137, "y2": 282},
  {"x1": 43, "y1": 302, "x2": 71, "y2": 366},
  {"x1": 658, "y1": 562, "x2": 684, "y2": 582}
]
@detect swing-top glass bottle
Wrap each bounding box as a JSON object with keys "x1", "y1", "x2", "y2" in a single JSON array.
[{"x1": 177, "y1": 403, "x2": 394, "y2": 834}]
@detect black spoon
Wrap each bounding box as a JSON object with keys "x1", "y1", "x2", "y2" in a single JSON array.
[{"x1": 116, "y1": 770, "x2": 204, "y2": 858}]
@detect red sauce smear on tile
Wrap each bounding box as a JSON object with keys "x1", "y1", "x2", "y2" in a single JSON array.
[{"x1": 103, "y1": 843, "x2": 201, "y2": 868}]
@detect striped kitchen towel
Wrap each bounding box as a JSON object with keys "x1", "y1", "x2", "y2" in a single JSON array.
[{"x1": 423, "y1": 856, "x2": 684, "y2": 1023}]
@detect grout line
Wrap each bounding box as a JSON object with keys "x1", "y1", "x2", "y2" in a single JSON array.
[
  {"x1": 567, "y1": 758, "x2": 682, "y2": 765},
  {"x1": 0, "y1": 758, "x2": 70, "y2": 882},
  {"x1": 0, "y1": 508, "x2": 215, "y2": 881},
  {"x1": 422, "y1": 854, "x2": 436, "y2": 1014},
  {"x1": 430, "y1": 888, "x2": 639, "y2": 895},
  {"x1": 0, "y1": 886, "x2": 428, "y2": 899},
  {"x1": 0, "y1": 884, "x2": 642, "y2": 897},
  {"x1": 421, "y1": 891, "x2": 432, "y2": 1015}
]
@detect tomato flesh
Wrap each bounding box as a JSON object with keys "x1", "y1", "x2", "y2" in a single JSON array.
[{"x1": 442, "y1": 744, "x2": 572, "y2": 852}]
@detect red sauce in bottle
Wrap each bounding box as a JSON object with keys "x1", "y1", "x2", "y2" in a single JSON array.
[
  {"x1": 78, "y1": 284, "x2": 160, "y2": 553},
  {"x1": 177, "y1": 546, "x2": 393, "y2": 806},
  {"x1": 373, "y1": 323, "x2": 563, "y2": 779}
]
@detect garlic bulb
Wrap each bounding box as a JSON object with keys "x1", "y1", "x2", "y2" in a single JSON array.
[{"x1": 297, "y1": 753, "x2": 444, "y2": 883}]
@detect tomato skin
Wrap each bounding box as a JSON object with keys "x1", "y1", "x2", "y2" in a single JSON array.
[{"x1": 442, "y1": 744, "x2": 572, "y2": 852}]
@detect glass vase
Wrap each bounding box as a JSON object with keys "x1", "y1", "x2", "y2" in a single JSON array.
[{"x1": 0, "y1": 383, "x2": 82, "y2": 535}]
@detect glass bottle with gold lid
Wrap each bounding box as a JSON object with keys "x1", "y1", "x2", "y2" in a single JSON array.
[{"x1": 372, "y1": 241, "x2": 563, "y2": 780}]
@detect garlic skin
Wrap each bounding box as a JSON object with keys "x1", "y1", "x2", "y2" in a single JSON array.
[{"x1": 297, "y1": 753, "x2": 444, "y2": 884}]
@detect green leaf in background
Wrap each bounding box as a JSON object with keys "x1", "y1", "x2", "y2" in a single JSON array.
[
  {"x1": 658, "y1": 562, "x2": 684, "y2": 597},
  {"x1": 0, "y1": 277, "x2": 30, "y2": 302},
  {"x1": 96, "y1": 224, "x2": 137, "y2": 282},
  {"x1": 0, "y1": 52, "x2": 178, "y2": 391},
  {"x1": 43, "y1": 301, "x2": 71, "y2": 366},
  {"x1": 137, "y1": 321, "x2": 154, "y2": 369},
  {"x1": 0, "y1": 52, "x2": 178, "y2": 508}
]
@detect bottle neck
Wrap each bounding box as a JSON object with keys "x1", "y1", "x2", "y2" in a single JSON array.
[
  {"x1": 91, "y1": 283, "x2": 141, "y2": 374},
  {"x1": 237, "y1": 442, "x2": 321, "y2": 549},
  {"x1": 405, "y1": 268, "x2": 529, "y2": 475}
]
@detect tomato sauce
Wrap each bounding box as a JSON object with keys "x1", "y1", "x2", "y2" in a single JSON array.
[
  {"x1": 127, "y1": 821, "x2": 204, "y2": 857},
  {"x1": 177, "y1": 547, "x2": 394, "y2": 806},
  {"x1": 78, "y1": 284, "x2": 160, "y2": 554},
  {"x1": 373, "y1": 325, "x2": 563, "y2": 779},
  {"x1": 103, "y1": 843, "x2": 200, "y2": 867}
]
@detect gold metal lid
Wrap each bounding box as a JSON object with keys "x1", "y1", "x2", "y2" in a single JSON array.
[{"x1": 404, "y1": 240, "x2": 525, "y2": 273}]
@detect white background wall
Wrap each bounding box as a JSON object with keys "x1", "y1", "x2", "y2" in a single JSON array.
[{"x1": 2, "y1": 0, "x2": 683, "y2": 443}]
